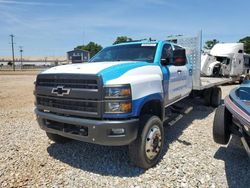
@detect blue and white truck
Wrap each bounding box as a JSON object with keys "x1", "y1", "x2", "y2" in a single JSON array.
[{"x1": 34, "y1": 34, "x2": 231, "y2": 169}]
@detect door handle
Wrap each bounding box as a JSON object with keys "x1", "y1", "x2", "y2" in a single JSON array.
[{"x1": 177, "y1": 70, "x2": 182, "y2": 74}]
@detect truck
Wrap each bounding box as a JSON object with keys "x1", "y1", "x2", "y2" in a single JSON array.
[
  {"x1": 34, "y1": 33, "x2": 233, "y2": 169},
  {"x1": 200, "y1": 43, "x2": 250, "y2": 82}
]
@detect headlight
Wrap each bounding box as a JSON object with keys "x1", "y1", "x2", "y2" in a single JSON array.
[
  {"x1": 105, "y1": 85, "x2": 131, "y2": 99},
  {"x1": 105, "y1": 101, "x2": 132, "y2": 113},
  {"x1": 104, "y1": 85, "x2": 132, "y2": 114}
]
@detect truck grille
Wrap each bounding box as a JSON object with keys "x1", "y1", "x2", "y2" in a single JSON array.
[
  {"x1": 37, "y1": 96, "x2": 98, "y2": 112},
  {"x1": 36, "y1": 78, "x2": 98, "y2": 89},
  {"x1": 35, "y1": 74, "x2": 103, "y2": 118}
]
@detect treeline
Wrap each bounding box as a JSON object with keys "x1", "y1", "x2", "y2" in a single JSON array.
[{"x1": 76, "y1": 36, "x2": 133, "y2": 58}]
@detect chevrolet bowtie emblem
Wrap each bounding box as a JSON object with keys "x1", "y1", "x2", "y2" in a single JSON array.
[{"x1": 51, "y1": 86, "x2": 71, "y2": 96}]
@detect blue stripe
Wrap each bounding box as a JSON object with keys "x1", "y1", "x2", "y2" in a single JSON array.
[
  {"x1": 98, "y1": 62, "x2": 156, "y2": 84},
  {"x1": 103, "y1": 93, "x2": 163, "y2": 119}
]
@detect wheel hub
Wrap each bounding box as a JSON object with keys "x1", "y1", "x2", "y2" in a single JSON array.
[{"x1": 145, "y1": 125, "x2": 162, "y2": 160}]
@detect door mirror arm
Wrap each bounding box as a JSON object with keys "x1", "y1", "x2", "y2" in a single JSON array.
[{"x1": 161, "y1": 58, "x2": 170, "y2": 65}]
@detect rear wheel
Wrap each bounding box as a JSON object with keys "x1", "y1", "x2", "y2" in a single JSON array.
[
  {"x1": 211, "y1": 87, "x2": 222, "y2": 107},
  {"x1": 46, "y1": 132, "x2": 72, "y2": 144},
  {"x1": 128, "y1": 115, "x2": 164, "y2": 169},
  {"x1": 213, "y1": 105, "x2": 232, "y2": 145},
  {"x1": 203, "y1": 88, "x2": 212, "y2": 106}
]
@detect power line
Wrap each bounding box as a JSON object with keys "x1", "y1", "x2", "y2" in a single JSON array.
[{"x1": 10, "y1": 34, "x2": 15, "y2": 71}]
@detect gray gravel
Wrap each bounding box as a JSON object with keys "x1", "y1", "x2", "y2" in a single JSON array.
[{"x1": 0, "y1": 75, "x2": 250, "y2": 188}]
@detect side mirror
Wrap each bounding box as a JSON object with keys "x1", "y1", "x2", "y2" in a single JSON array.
[
  {"x1": 161, "y1": 58, "x2": 170, "y2": 65},
  {"x1": 173, "y1": 48, "x2": 186, "y2": 66}
]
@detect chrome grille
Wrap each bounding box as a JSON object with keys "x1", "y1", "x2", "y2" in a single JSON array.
[{"x1": 35, "y1": 74, "x2": 103, "y2": 118}]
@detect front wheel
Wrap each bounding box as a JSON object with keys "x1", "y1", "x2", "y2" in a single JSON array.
[{"x1": 128, "y1": 115, "x2": 164, "y2": 169}]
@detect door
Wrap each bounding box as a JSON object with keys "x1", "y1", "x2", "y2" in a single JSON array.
[
  {"x1": 161, "y1": 44, "x2": 191, "y2": 105},
  {"x1": 173, "y1": 45, "x2": 192, "y2": 96}
]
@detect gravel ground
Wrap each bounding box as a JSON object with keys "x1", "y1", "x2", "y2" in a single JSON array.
[{"x1": 0, "y1": 75, "x2": 249, "y2": 188}]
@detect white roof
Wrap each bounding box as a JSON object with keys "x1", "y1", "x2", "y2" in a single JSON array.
[{"x1": 210, "y1": 43, "x2": 244, "y2": 57}]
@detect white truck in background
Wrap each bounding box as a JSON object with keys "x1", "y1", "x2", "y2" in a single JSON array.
[{"x1": 200, "y1": 43, "x2": 250, "y2": 82}]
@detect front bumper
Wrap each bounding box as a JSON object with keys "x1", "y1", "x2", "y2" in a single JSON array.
[{"x1": 35, "y1": 109, "x2": 139, "y2": 146}]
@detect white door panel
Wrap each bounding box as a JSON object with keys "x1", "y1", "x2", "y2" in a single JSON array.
[{"x1": 168, "y1": 65, "x2": 184, "y2": 100}]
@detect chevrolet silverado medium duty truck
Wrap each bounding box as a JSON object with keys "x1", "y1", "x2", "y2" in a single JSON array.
[{"x1": 34, "y1": 36, "x2": 228, "y2": 169}]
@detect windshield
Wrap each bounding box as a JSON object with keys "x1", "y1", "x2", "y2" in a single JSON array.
[{"x1": 90, "y1": 43, "x2": 157, "y2": 63}]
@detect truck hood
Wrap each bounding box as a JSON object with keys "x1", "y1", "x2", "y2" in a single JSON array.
[
  {"x1": 41, "y1": 61, "x2": 158, "y2": 83},
  {"x1": 42, "y1": 61, "x2": 130, "y2": 75}
]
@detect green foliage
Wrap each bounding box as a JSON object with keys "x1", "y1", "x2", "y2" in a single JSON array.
[
  {"x1": 204, "y1": 39, "x2": 219, "y2": 50},
  {"x1": 76, "y1": 42, "x2": 103, "y2": 58},
  {"x1": 239, "y1": 36, "x2": 250, "y2": 54},
  {"x1": 113, "y1": 36, "x2": 132, "y2": 45}
]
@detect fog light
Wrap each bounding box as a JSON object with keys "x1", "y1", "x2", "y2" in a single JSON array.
[{"x1": 110, "y1": 128, "x2": 125, "y2": 135}]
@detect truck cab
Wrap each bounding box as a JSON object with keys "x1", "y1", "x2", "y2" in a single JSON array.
[
  {"x1": 35, "y1": 40, "x2": 192, "y2": 169},
  {"x1": 201, "y1": 43, "x2": 244, "y2": 77}
]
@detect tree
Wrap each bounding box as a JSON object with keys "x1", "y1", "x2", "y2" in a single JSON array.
[
  {"x1": 113, "y1": 36, "x2": 132, "y2": 45},
  {"x1": 204, "y1": 39, "x2": 219, "y2": 50},
  {"x1": 76, "y1": 42, "x2": 103, "y2": 58},
  {"x1": 239, "y1": 36, "x2": 250, "y2": 54}
]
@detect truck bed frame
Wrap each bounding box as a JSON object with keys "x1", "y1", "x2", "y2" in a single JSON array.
[
  {"x1": 194, "y1": 77, "x2": 232, "y2": 90},
  {"x1": 167, "y1": 32, "x2": 235, "y2": 91}
]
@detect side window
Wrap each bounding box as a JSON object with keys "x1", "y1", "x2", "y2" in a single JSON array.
[
  {"x1": 161, "y1": 44, "x2": 173, "y2": 64},
  {"x1": 173, "y1": 45, "x2": 187, "y2": 66}
]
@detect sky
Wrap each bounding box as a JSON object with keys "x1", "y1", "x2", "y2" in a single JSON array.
[{"x1": 0, "y1": 0, "x2": 249, "y2": 56}]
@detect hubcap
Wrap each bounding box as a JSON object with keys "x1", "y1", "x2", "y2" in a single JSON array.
[{"x1": 145, "y1": 125, "x2": 162, "y2": 160}]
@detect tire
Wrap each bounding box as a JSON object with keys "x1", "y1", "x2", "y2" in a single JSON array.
[
  {"x1": 203, "y1": 88, "x2": 212, "y2": 106},
  {"x1": 212, "y1": 65, "x2": 221, "y2": 77},
  {"x1": 128, "y1": 115, "x2": 164, "y2": 169},
  {"x1": 239, "y1": 75, "x2": 245, "y2": 84},
  {"x1": 46, "y1": 132, "x2": 72, "y2": 144},
  {"x1": 211, "y1": 87, "x2": 222, "y2": 107},
  {"x1": 213, "y1": 105, "x2": 231, "y2": 145}
]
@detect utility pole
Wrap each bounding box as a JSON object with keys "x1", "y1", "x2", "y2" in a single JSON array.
[
  {"x1": 10, "y1": 34, "x2": 15, "y2": 71},
  {"x1": 19, "y1": 46, "x2": 23, "y2": 70}
]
